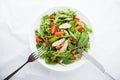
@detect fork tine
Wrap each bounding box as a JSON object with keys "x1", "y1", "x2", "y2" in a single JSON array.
[
  {"x1": 35, "y1": 56, "x2": 39, "y2": 59},
  {"x1": 38, "y1": 50, "x2": 45, "y2": 56},
  {"x1": 37, "y1": 46, "x2": 44, "y2": 52},
  {"x1": 38, "y1": 51, "x2": 43, "y2": 56},
  {"x1": 37, "y1": 47, "x2": 42, "y2": 51},
  {"x1": 32, "y1": 52, "x2": 36, "y2": 56},
  {"x1": 38, "y1": 49, "x2": 44, "y2": 53},
  {"x1": 27, "y1": 46, "x2": 46, "y2": 62},
  {"x1": 4, "y1": 46, "x2": 45, "y2": 80},
  {"x1": 38, "y1": 47, "x2": 45, "y2": 53},
  {"x1": 32, "y1": 53, "x2": 39, "y2": 59},
  {"x1": 39, "y1": 51, "x2": 46, "y2": 56},
  {"x1": 36, "y1": 46, "x2": 46, "y2": 57},
  {"x1": 32, "y1": 53, "x2": 38, "y2": 59},
  {"x1": 31, "y1": 52, "x2": 35, "y2": 55},
  {"x1": 38, "y1": 49, "x2": 43, "y2": 52}
]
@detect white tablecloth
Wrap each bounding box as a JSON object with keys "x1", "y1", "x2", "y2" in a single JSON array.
[{"x1": 0, "y1": 0, "x2": 120, "y2": 80}]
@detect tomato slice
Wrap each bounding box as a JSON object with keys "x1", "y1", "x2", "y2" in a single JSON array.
[
  {"x1": 50, "y1": 15, "x2": 55, "y2": 19},
  {"x1": 54, "y1": 31, "x2": 64, "y2": 37},
  {"x1": 55, "y1": 45, "x2": 62, "y2": 50},
  {"x1": 50, "y1": 24, "x2": 57, "y2": 34},
  {"x1": 36, "y1": 37, "x2": 43, "y2": 43},
  {"x1": 74, "y1": 17, "x2": 80, "y2": 21},
  {"x1": 76, "y1": 25, "x2": 83, "y2": 32},
  {"x1": 71, "y1": 50, "x2": 76, "y2": 55}
]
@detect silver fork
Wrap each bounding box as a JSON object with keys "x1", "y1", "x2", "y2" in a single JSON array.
[
  {"x1": 4, "y1": 46, "x2": 46, "y2": 80},
  {"x1": 78, "y1": 49, "x2": 116, "y2": 80}
]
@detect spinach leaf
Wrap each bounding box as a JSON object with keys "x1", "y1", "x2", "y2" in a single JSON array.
[
  {"x1": 77, "y1": 32, "x2": 89, "y2": 48},
  {"x1": 74, "y1": 30, "x2": 81, "y2": 41},
  {"x1": 62, "y1": 60, "x2": 74, "y2": 64},
  {"x1": 81, "y1": 21, "x2": 92, "y2": 33},
  {"x1": 41, "y1": 15, "x2": 50, "y2": 25},
  {"x1": 54, "y1": 9, "x2": 76, "y2": 24},
  {"x1": 45, "y1": 57, "x2": 57, "y2": 65},
  {"x1": 68, "y1": 30, "x2": 76, "y2": 39},
  {"x1": 49, "y1": 36, "x2": 59, "y2": 43},
  {"x1": 36, "y1": 43, "x2": 42, "y2": 49}
]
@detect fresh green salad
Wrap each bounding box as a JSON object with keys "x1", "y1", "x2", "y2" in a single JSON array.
[{"x1": 35, "y1": 9, "x2": 92, "y2": 65}]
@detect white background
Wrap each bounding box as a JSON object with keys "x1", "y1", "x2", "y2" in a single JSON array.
[{"x1": 0, "y1": 0, "x2": 120, "y2": 80}]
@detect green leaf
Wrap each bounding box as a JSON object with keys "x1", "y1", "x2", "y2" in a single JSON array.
[
  {"x1": 45, "y1": 57, "x2": 57, "y2": 65},
  {"x1": 69, "y1": 20, "x2": 78, "y2": 27},
  {"x1": 41, "y1": 15, "x2": 50, "y2": 25},
  {"x1": 77, "y1": 32, "x2": 88, "y2": 47},
  {"x1": 83, "y1": 43, "x2": 90, "y2": 52},
  {"x1": 62, "y1": 60, "x2": 74, "y2": 64},
  {"x1": 82, "y1": 32, "x2": 89, "y2": 47},
  {"x1": 75, "y1": 30, "x2": 81, "y2": 41},
  {"x1": 54, "y1": 9, "x2": 76, "y2": 24},
  {"x1": 56, "y1": 51, "x2": 75, "y2": 64},
  {"x1": 49, "y1": 36, "x2": 59, "y2": 43},
  {"x1": 68, "y1": 30, "x2": 76, "y2": 39},
  {"x1": 69, "y1": 20, "x2": 78, "y2": 32},
  {"x1": 81, "y1": 21, "x2": 92, "y2": 33},
  {"x1": 36, "y1": 43, "x2": 42, "y2": 49},
  {"x1": 40, "y1": 50, "x2": 49, "y2": 59},
  {"x1": 68, "y1": 38, "x2": 76, "y2": 50}
]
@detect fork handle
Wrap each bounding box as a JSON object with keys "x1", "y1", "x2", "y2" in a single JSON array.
[{"x1": 4, "y1": 61, "x2": 28, "y2": 80}]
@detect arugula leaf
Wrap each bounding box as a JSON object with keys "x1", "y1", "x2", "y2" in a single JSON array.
[
  {"x1": 74, "y1": 30, "x2": 81, "y2": 41},
  {"x1": 83, "y1": 43, "x2": 90, "y2": 52},
  {"x1": 77, "y1": 32, "x2": 88, "y2": 48},
  {"x1": 62, "y1": 60, "x2": 74, "y2": 64},
  {"x1": 69, "y1": 20, "x2": 78, "y2": 27},
  {"x1": 54, "y1": 9, "x2": 76, "y2": 24},
  {"x1": 81, "y1": 21, "x2": 92, "y2": 33},
  {"x1": 45, "y1": 57, "x2": 57, "y2": 65},
  {"x1": 41, "y1": 15, "x2": 50, "y2": 25},
  {"x1": 61, "y1": 51, "x2": 75, "y2": 64},
  {"x1": 68, "y1": 38, "x2": 77, "y2": 50},
  {"x1": 36, "y1": 43, "x2": 42, "y2": 49},
  {"x1": 68, "y1": 20, "x2": 78, "y2": 32},
  {"x1": 49, "y1": 36, "x2": 59, "y2": 43},
  {"x1": 68, "y1": 30, "x2": 76, "y2": 39},
  {"x1": 82, "y1": 33, "x2": 89, "y2": 47}
]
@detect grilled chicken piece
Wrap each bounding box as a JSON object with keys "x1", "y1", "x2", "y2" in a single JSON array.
[
  {"x1": 59, "y1": 23, "x2": 71, "y2": 29},
  {"x1": 52, "y1": 39, "x2": 65, "y2": 47},
  {"x1": 59, "y1": 40, "x2": 68, "y2": 52}
]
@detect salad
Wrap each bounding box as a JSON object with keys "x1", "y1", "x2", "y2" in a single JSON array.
[{"x1": 35, "y1": 9, "x2": 92, "y2": 65}]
